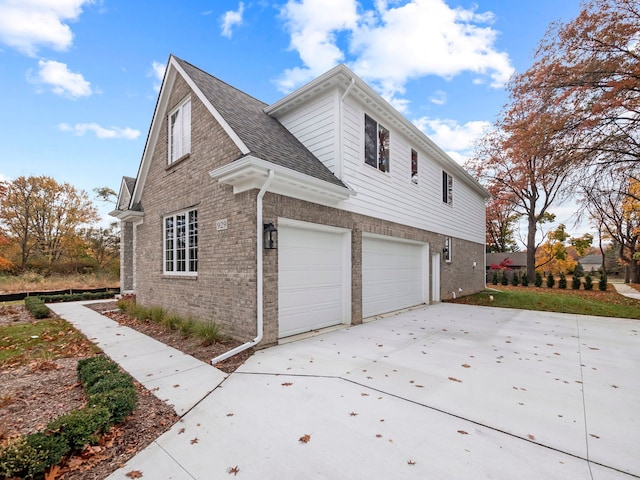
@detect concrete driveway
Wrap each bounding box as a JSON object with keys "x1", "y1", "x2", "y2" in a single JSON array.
[{"x1": 108, "y1": 303, "x2": 640, "y2": 479}]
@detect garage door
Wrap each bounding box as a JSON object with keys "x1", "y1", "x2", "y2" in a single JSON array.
[
  {"x1": 278, "y1": 220, "x2": 351, "y2": 338},
  {"x1": 362, "y1": 234, "x2": 427, "y2": 317}
]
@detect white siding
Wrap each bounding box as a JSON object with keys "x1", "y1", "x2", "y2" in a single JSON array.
[
  {"x1": 339, "y1": 97, "x2": 485, "y2": 244},
  {"x1": 275, "y1": 87, "x2": 486, "y2": 245},
  {"x1": 277, "y1": 90, "x2": 339, "y2": 175}
]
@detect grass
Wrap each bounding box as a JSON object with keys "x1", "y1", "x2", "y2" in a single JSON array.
[
  {"x1": 450, "y1": 284, "x2": 640, "y2": 319},
  {"x1": 0, "y1": 271, "x2": 119, "y2": 294},
  {"x1": 116, "y1": 298, "x2": 226, "y2": 345},
  {"x1": 0, "y1": 318, "x2": 100, "y2": 366}
]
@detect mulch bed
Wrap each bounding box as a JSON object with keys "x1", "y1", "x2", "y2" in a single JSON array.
[{"x1": 0, "y1": 301, "x2": 253, "y2": 479}]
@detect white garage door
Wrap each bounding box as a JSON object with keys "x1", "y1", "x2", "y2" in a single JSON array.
[
  {"x1": 278, "y1": 220, "x2": 351, "y2": 338},
  {"x1": 362, "y1": 234, "x2": 427, "y2": 317}
]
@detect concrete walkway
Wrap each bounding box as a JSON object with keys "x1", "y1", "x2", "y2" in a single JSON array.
[
  {"x1": 47, "y1": 301, "x2": 227, "y2": 416},
  {"x1": 611, "y1": 282, "x2": 640, "y2": 300},
  {"x1": 48, "y1": 301, "x2": 640, "y2": 479}
]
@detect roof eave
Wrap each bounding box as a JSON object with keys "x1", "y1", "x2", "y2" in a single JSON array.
[{"x1": 209, "y1": 156, "x2": 355, "y2": 206}]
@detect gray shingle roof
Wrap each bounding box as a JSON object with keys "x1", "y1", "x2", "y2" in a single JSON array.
[{"x1": 173, "y1": 57, "x2": 346, "y2": 189}]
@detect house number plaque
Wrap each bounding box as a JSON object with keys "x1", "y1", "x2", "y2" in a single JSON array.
[{"x1": 216, "y1": 219, "x2": 228, "y2": 231}]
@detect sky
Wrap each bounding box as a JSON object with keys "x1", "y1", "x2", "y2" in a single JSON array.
[{"x1": 0, "y1": 0, "x2": 585, "y2": 240}]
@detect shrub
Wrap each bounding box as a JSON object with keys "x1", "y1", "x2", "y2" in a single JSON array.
[
  {"x1": 0, "y1": 436, "x2": 50, "y2": 479},
  {"x1": 534, "y1": 271, "x2": 543, "y2": 287},
  {"x1": 26, "y1": 433, "x2": 69, "y2": 471},
  {"x1": 89, "y1": 388, "x2": 137, "y2": 423},
  {"x1": 24, "y1": 296, "x2": 51, "y2": 319},
  {"x1": 546, "y1": 273, "x2": 555, "y2": 288},
  {"x1": 149, "y1": 306, "x2": 166, "y2": 323},
  {"x1": 84, "y1": 371, "x2": 135, "y2": 395},
  {"x1": 162, "y1": 314, "x2": 182, "y2": 331},
  {"x1": 180, "y1": 317, "x2": 198, "y2": 338},
  {"x1": 491, "y1": 271, "x2": 499, "y2": 285},
  {"x1": 77, "y1": 356, "x2": 120, "y2": 386},
  {"x1": 521, "y1": 271, "x2": 529, "y2": 286},
  {"x1": 584, "y1": 274, "x2": 594, "y2": 291},
  {"x1": 571, "y1": 275, "x2": 581, "y2": 290},
  {"x1": 574, "y1": 262, "x2": 585, "y2": 278},
  {"x1": 500, "y1": 273, "x2": 509, "y2": 285},
  {"x1": 558, "y1": 272, "x2": 567, "y2": 289},
  {"x1": 46, "y1": 406, "x2": 111, "y2": 450},
  {"x1": 511, "y1": 272, "x2": 519, "y2": 286},
  {"x1": 598, "y1": 273, "x2": 608, "y2": 291},
  {"x1": 38, "y1": 291, "x2": 118, "y2": 303}
]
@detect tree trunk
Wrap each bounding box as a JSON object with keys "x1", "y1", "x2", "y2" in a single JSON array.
[{"x1": 526, "y1": 215, "x2": 537, "y2": 282}]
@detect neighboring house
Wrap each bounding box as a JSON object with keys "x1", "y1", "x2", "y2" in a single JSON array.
[
  {"x1": 111, "y1": 55, "x2": 489, "y2": 348},
  {"x1": 486, "y1": 252, "x2": 527, "y2": 272},
  {"x1": 580, "y1": 254, "x2": 603, "y2": 274}
]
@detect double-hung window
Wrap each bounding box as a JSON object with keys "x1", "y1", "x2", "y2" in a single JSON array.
[
  {"x1": 442, "y1": 171, "x2": 453, "y2": 205},
  {"x1": 364, "y1": 114, "x2": 390, "y2": 173},
  {"x1": 164, "y1": 209, "x2": 198, "y2": 275},
  {"x1": 444, "y1": 237, "x2": 452, "y2": 262},
  {"x1": 168, "y1": 98, "x2": 191, "y2": 164}
]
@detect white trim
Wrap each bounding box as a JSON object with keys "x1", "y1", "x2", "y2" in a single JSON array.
[
  {"x1": 168, "y1": 96, "x2": 191, "y2": 164},
  {"x1": 162, "y1": 208, "x2": 198, "y2": 276},
  {"x1": 209, "y1": 155, "x2": 355, "y2": 206}
]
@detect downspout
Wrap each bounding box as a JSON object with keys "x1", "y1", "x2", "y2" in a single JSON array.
[
  {"x1": 337, "y1": 78, "x2": 356, "y2": 180},
  {"x1": 211, "y1": 169, "x2": 275, "y2": 365}
]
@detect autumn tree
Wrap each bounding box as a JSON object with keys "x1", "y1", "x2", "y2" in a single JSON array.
[
  {"x1": 0, "y1": 176, "x2": 98, "y2": 271},
  {"x1": 484, "y1": 182, "x2": 521, "y2": 253},
  {"x1": 535, "y1": 224, "x2": 582, "y2": 274},
  {"x1": 526, "y1": 0, "x2": 640, "y2": 171},
  {"x1": 582, "y1": 169, "x2": 640, "y2": 282}
]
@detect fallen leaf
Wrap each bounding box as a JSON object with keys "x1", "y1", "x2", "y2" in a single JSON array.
[
  {"x1": 461, "y1": 364, "x2": 471, "y2": 368},
  {"x1": 299, "y1": 434, "x2": 311, "y2": 443},
  {"x1": 173, "y1": 384, "x2": 180, "y2": 388},
  {"x1": 375, "y1": 434, "x2": 382, "y2": 438},
  {"x1": 528, "y1": 434, "x2": 535, "y2": 440},
  {"x1": 590, "y1": 434, "x2": 600, "y2": 439},
  {"x1": 190, "y1": 438, "x2": 199, "y2": 444},
  {"x1": 407, "y1": 460, "x2": 416, "y2": 465},
  {"x1": 228, "y1": 466, "x2": 240, "y2": 476},
  {"x1": 125, "y1": 471, "x2": 143, "y2": 478},
  {"x1": 448, "y1": 377, "x2": 462, "y2": 383},
  {"x1": 281, "y1": 382, "x2": 293, "y2": 387},
  {"x1": 349, "y1": 412, "x2": 358, "y2": 416},
  {"x1": 361, "y1": 392, "x2": 369, "y2": 396},
  {"x1": 45, "y1": 464, "x2": 61, "y2": 480},
  {"x1": 226, "y1": 413, "x2": 234, "y2": 417},
  {"x1": 457, "y1": 430, "x2": 469, "y2": 435}
]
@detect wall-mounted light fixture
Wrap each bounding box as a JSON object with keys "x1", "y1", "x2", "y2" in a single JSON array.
[{"x1": 263, "y1": 223, "x2": 278, "y2": 250}]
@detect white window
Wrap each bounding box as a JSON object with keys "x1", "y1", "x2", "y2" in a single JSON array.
[
  {"x1": 168, "y1": 98, "x2": 191, "y2": 164},
  {"x1": 442, "y1": 171, "x2": 453, "y2": 205},
  {"x1": 164, "y1": 209, "x2": 198, "y2": 274},
  {"x1": 364, "y1": 114, "x2": 390, "y2": 173},
  {"x1": 444, "y1": 237, "x2": 452, "y2": 262}
]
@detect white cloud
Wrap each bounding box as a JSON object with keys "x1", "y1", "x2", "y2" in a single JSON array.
[
  {"x1": 0, "y1": 0, "x2": 92, "y2": 56},
  {"x1": 277, "y1": 0, "x2": 514, "y2": 103},
  {"x1": 59, "y1": 122, "x2": 140, "y2": 140},
  {"x1": 413, "y1": 116, "x2": 490, "y2": 164},
  {"x1": 33, "y1": 59, "x2": 92, "y2": 98},
  {"x1": 150, "y1": 61, "x2": 166, "y2": 92},
  {"x1": 277, "y1": 0, "x2": 359, "y2": 90},
  {"x1": 220, "y1": 2, "x2": 245, "y2": 38},
  {"x1": 429, "y1": 90, "x2": 447, "y2": 105}
]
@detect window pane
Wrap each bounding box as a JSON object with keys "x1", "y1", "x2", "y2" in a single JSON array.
[
  {"x1": 364, "y1": 114, "x2": 377, "y2": 168},
  {"x1": 165, "y1": 217, "x2": 174, "y2": 271},
  {"x1": 411, "y1": 149, "x2": 418, "y2": 184},
  {"x1": 170, "y1": 112, "x2": 179, "y2": 162},
  {"x1": 378, "y1": 124, "x2": 389, "y2": 172},
  {"x1": 189, "y1": 210, "x2": 198, "y2": 272},
  {"x1": 442, "y1": 172, "x2": 449, "y2": 203},
  {"x1": 176, "y1": 214, "x2": 186, "y2": 272},
  {"x1": 447, "y1": 175, "x2": 453, "y2": 204}
]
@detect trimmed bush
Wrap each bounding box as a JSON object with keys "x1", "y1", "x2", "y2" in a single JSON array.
[
  {"x1": 584, "y1": 274, "x2": 594, "y2": 291},
  {"x1": 571, "y1": 275, "x2": 581, "y2": 290},
  {"x1": 38, "y1": 291, "x2": 118, "y2": 303},
  {"x1": 534, "y1": 271, "x2": 543, "y2": 287},
  {"x1": 558, "y1": 272, "x2": 567, "y2": 289},
  {"x1": 24, "y1": 296, "x2": 51, "y2": 319},
  {"x1": 77, "y1": 356, "x2": 120, "y2": 386},
  {"x1": 500, "y1": 273, "x2": 509, "y2": 285},
  {"x1": 26, "y1": 433, "x2": 69, "y2": 471},
  {"x1": 521, "y1": 271, "x2": 529, "y2": 287},
  {"x1": 89, "y1": 387, "x2": 137, "y2": 423},
  {"x1": 546, "y1": 273, "x2": 555, "y2": 288},
  {"x1": 491, "y1": 271, "x2": 499, "y2": 285},
  {"x1": 46, "y1": 406, "x2": 111, "y2": 450},
  {"x1": 598, "y1": 273, "x2": 608, "y2": 291},
  {"x1": 0, "y1": 436, "x2": 50, "y2": 479},
  {"x1": 511, "y1": 273, "x2": 519, "y2": 286}
]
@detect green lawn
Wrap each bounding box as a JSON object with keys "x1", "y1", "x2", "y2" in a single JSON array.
[
  {"x1": 450, "y1": 285, "x2": 640, "y2": 319},
  {"x1": 0, "y1": 318, "x2": 99, "y2": 366}
]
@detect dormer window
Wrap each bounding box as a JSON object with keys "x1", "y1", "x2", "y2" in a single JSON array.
[
  {"x1": 168, "y1": 98, "x2": 191, "y2": 164},
  {"x1": 364, "y1": 114, "x2": 390, "y2": 173}
]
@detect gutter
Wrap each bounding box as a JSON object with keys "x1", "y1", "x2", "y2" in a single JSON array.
[
  {"x1": 337, "y1": 77, "x2": 356, "y2": 180},
  {"x1": 211, "y1": 169, "x2": 275, "y2": 365}
]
